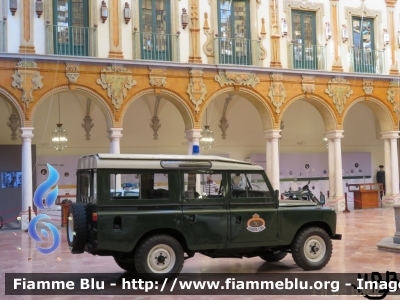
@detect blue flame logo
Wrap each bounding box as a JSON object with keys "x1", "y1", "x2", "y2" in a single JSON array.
[{"x1": 28, "y1": 164, "x2": 61, "y2": 254}]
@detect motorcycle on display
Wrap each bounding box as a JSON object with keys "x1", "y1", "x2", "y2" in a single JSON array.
[{"x1": 283, "y1": 180, "x2": 323, "y2": 205}]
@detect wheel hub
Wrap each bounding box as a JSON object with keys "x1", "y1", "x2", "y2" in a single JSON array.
[
  {"x1": 303, "y1": 235, "x2": 326, "y2": 263},
  {"x1": 147, "y1": 244, "x2": 176, "y2": 273}
]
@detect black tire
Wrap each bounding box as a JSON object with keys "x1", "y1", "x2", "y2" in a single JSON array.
[
  {"x1": 259, "y1": 250, "x2": 287, "y2": 262},
  {"x1": 134, "y1": 234, "x2": 184, "y2": 281},
  {"x1": 114, "y1": 256, "x2": 137, "y2": 273},
  {"x1": 67, "y1": 203, "x2": 87, "y2": 254},
  {"x1": 291, "y1": 227, "x2": 332, "y2": 270},
  {"x1": 0, "y1": 215, "x2": 3, "y2": 229}
]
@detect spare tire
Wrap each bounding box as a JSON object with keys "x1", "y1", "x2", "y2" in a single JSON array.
[{"x1": 67, "y1": 203, "x2": 87, "y2": 254}]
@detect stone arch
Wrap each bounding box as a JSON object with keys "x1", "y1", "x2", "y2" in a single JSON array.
[
  {"x1": 0, "y1": 87, "x2": 25, "y2": 126},
  {"x1": 199, "y1": 86, "x2": 275, "y2": 131},
  {"x1": 31, "y1": 85, "x2": 114, "y2": 129},
  {"x1": 342, "y1": 97, "x2": 396, "y2": 132},
  {"x1": 121, "y1": 88, "x2": 195, "y2": 131},
  {"x1": 280, "y1": 94, "x2": 338, "y2": 131}
]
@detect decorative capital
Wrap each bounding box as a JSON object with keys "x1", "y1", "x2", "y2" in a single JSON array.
[
  {"x1": 11, "y1": 61, "x2": 43, "y2": 108},
  {"x1": 325, "y1": 77, "x2": 353, "y2": 116},
  {"x1": 302, "y1": 75, "x2": 315, "y2": 96},
  {"x1": 363, "y1": 79, "x2": 374, "y2": 95},
  {"x1": 215, "y1": 71, "x2": 260, "y2": 88},
  {"x1": 97, "y1": 65, "x2": 137, "y2": 111},
  {"x1": 387, "y1": 80, "x2": 400, "y2": 114},
  {"x1": 187, "y1": 69, "x2": 206, "y2": 113},
  {"x1": 268, "y1": 74, "x2": 286, "y2": 115},
  {"x1": 149, "y1": 68, "x2": 167, "y2": 88}
]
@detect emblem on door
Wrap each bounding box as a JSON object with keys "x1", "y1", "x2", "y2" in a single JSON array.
[{"x1": 247, "y1": 214, "x2": 266, "y2": 233}]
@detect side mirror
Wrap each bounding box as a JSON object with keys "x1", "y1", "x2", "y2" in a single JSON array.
[{"x1": 319, "y1": 194, "x2": 326, "y2": 205}]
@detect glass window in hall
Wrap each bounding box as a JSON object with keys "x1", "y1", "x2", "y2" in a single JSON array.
[
  {"x1": 53, "y1": 0, "x2": 89, "y2": 56},
  {"x1": 140, "y1": 0, "x2": 172, "y2": 60}
]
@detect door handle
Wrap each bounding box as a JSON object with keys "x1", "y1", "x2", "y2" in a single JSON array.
[
  {"x1": 236, "y1": 216, "x2": 241, "y2": 224},
  {"x1": 189, "y1": 215, "x2": 195, "y2": 222}
]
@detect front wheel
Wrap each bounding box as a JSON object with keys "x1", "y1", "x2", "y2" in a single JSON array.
[
  {"x1": 291, "y1": 227, "x2": 332, "y2": 270},
  {"x1": 134, "y1": 235, "x2": 184, "y2": 281},
  {"x1": 259, "y1": 250, "x2": 287, "y2": 262}
]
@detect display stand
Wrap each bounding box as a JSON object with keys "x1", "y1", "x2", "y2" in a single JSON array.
[
  {"x1": 348, "y1": 183, "x2": 383, "y2": 209},
  {"x1": 56, "y1": 195, "x2": 76, "y2": 227}
]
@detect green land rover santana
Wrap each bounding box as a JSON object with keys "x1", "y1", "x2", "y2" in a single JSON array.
[{"x1": 67, "y1": 154, "x2": 341, "y2": 280}]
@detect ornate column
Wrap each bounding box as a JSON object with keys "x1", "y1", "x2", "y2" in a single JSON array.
[
  {"x1": 383, "y1": 138, "x2": 393, "y2": 200},
  {"x1": 20, "y1": 127, "x2": 34, "y2": 230},
  {"x1": 390, "y1": 136, "x2": 400, "y2": 202},
  {"x1": 327, "y1": 135, "x2": 336, "y2": 205},
  {"x1": 269, "y1": 0, "x2": 282, "y2": 68},
  {"x1": 108, "y1": 128, "x2": 123, "y2": 154},
  {"x1": 265, "y1": 137, "x2": 272, "y2": 181},
  {"x1": 108, "y1": 0, "x2": 123, "y2": 59},
  {"x1": 19, "y1": 0, "x2": 35, "y2": 53},
  {"x1": 264, "y1": 130, "x2": 281, "y2": 192},
  {"x1": 330, "y1": 0, "x2": 343, "y2": 72},
  {"x1": 108, "y1": 128, "x2": 123, "y2": 189},
  {"x1": 185, "y1": 129, "x2": 202, "y2": 154},
  {"x1": 188, "y1": 0, "x2": 202, "y2": 63},
  {"x1": 325, "y1": 130, "x2": 344, "y2": 211},
  {"x1": 385, "y1": 0, "x2": 399, "y2": 74}
]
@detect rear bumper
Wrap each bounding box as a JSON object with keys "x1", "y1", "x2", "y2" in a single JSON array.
[{"x1": 332, "y1": 234, "x2": 342, "y2": 240}]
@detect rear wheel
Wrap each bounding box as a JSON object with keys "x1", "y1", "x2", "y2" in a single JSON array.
[
  {"x1": 291, "y1": 227, "x2": 332, "y2": 270},
  {"x1": 67, "y1": 204, "x2": 87, "y2": 254},
  {"x1": 259, "y1": 250, "x2": 287, "y2": 262},
  {"x1": 134, "y1": 234, "x2": 184, "y2": 281}
]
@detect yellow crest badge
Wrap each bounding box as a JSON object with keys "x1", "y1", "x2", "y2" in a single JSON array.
[{"x1": 247, "y1": 214, "x2": 266, "y2": 232}]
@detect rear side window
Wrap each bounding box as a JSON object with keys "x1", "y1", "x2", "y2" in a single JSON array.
[
  {"x1": 110, "y1": 173, "x2": 169, "y2": 200},
  {"x1": 77, "y1": 172, "x2": 95, "y2": 203}
]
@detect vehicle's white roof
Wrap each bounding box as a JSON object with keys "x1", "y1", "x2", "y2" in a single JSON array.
[{"x1": 77, "y1": 154, "x2": 264, "y2": 171}]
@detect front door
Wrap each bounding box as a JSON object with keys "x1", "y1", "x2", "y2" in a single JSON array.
[
  {"x1": 229, "y1": 172, "x2": 278, "y2": 245},
  {"x1": 53, "y1": 0, "x2": 89, "y2": 56},
  {"x1": 181, "y1": 171, "x2": 228, "y2": 249},
  {"x1": 352, "y1": 17, "x2": 374, "y2": 73},
  {"x1": 292, "y1": 10, "x2": 317, "y2": 70}
]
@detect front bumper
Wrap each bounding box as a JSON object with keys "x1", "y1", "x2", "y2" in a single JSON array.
[{"x1": 332, "y1": 234, "x2": 342, "y2": 240}]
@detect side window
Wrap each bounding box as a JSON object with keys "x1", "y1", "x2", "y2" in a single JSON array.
[
  {"x1": 110, "y1": 173, "x2": 169, "y2": 200},
  {"x1": 184, "y1": 172, "x2": 223, "y2": 199},
  {"x1": 230, "y1": 172, "x2": 272, "y2": 200},
  {"x1": 77, "y1": 172, "x2": 93, "y2": 203}
]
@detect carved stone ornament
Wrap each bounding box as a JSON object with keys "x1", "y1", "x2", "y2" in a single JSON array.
[
  {"x1": 186, "y1": 69, "x2": 207, "y2": 113},
  {"x1": 325, "y1": 77, "x2": 353, "y2": 116},
  {"x1": 149, "y1": 68, "x2": 167, "y2": 88},
  {"x1": 268, "y1": 74, "x2": 286, "y2": 115},
  {"x1": 96, "y1": 65, "x2": 137, "y2": 111},
  {"x1": 202, "y1": 12, "x2": 214, "y2": 58},
  {"x1": 215, "y1": 71, "x2": 260, "y2": 88},
  {"x1": 219, "y1": 95, "x2": 233, "y2": 139},
  {"x1": 11, "y1": 61, "x2": 44, "y2": 108},
  {"x1": 66, "y1": 63, "x2": 80, "y2": 83},
  {"x1": 387, "y1": 80, "x2": 400, "y2": 113},
  {"x1": 150, "y1": 97, "x2": 162, "y2": 140},
  {"x1": 82, "y1": 115, "x2": 94, "y2": 140},
  {"x1": 7, "y1": 112, "x2": 20, "y2": 141},
  {"x1": 363, "y1": 79, "x2": 374, "y2": 95},
  {"x1": 302, "y1": 75, "x2": 315, "y2": 95}
]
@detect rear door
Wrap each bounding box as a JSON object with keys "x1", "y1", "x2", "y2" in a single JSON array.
[
  {"x1": 180, "y1": 171, "x2": 228, "y2": 249},
  {"x1": 229, "y1": 172, "x2": 279, "y2": 245}
]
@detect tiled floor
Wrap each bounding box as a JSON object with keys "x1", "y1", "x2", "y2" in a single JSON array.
[{"x1": 1, "y1": 208, "x2": 399, "y2": 299}]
